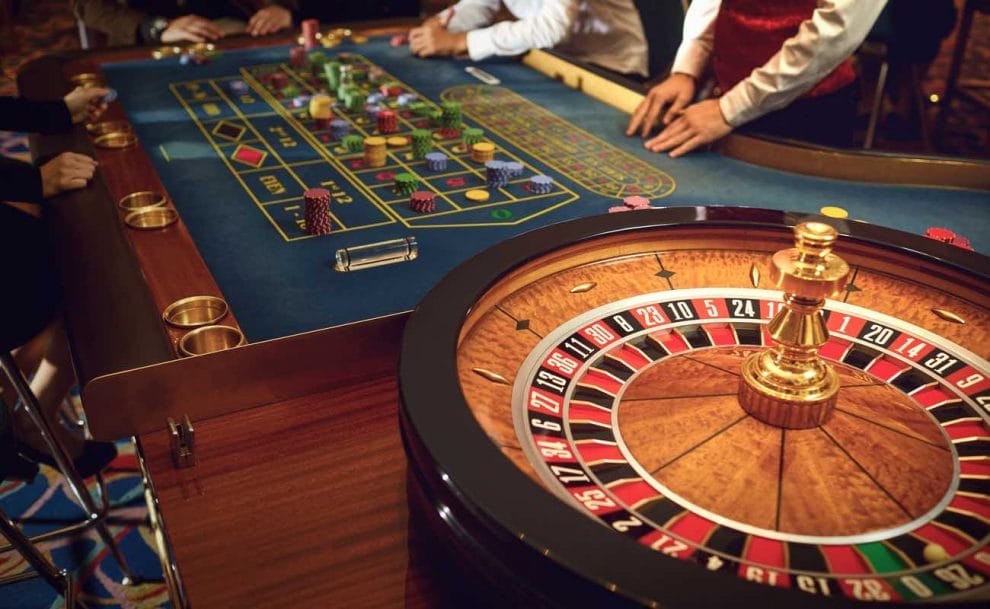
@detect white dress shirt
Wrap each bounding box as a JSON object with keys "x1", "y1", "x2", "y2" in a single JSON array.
[
  {"x1": 672, "y1": 0, "x2": 887, "y2": 126},
  {"x1": 442, "y1": 0, "x2": 649, "y2": 77}
]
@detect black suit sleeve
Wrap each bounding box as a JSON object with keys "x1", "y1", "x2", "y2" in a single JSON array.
[
  {"x1": 0, "y1": 157, "x2": 44, "y2": 203},
  {"x1": 0, "y1": 97, "x2": 72, "y2": 134}
]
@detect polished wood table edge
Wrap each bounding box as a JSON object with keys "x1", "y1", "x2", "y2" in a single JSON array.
[
  {"x1": 82, "y1": 312, "x2": 407, "y2": 440},
  {"x1": 523, "y1": 49, "x2": 990, "y2": 190}
]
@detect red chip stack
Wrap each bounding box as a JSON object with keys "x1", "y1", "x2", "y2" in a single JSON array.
[
  {"x1": 290, "y1": 46, "x2": 306, "y2": 67},
  {"x1": 377, "y1": 110, "x2": 398, "y2": 134},
  {"x1": 925, "y1": 227, "x2": 956, "y2": 243},
  {"x1": 409, "y1": 191, "x2": 437, "y2": 214},
  {"x1": 304, "y1": 188, "x2": 333, "y2": 235},
  {"x1": 302, "y1": 19, "x2": 320, "y2": 50}
]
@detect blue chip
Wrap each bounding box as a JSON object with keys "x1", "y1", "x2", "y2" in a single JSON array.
[
  {"x1": 101, "y1": 88, "x2": 117, "y2": 104},
  {"x1": 230, "y1": 80, "x2": 249, "y2": 93}
]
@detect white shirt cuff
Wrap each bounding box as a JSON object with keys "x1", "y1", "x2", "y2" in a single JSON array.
[
  {"x1": 466, "y1": 28, "x2": 497, "y2": 62},
  {"x1": 718, "y1": 84, "x2": 761, "y2": 128},
  {"x1": 671, "y1": 40, "x2": 710, "y2": 79}
]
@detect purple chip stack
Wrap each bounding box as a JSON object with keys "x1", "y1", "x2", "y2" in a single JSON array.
[
  {"x1": 485, "y1": 160, "x2": 510, "y2": 189},
  {"x1": 529, "y1": 175, "x2": 553, "y2": 194},
  {"x1": 425, "y1": 152, "x2": 448, "y2": 172},
  {"x1": 329, "y1": 118, "x2": 350, "y2": 140},
  {"x1": 365, "y1": 104, "x2": 383, "y2": 119},
  {"x1": 504, "y1": 161, "x2": 524, "y2": 178}
]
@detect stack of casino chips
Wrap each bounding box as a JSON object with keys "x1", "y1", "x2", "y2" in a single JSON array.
[
  {"x1": 485, "y1": 161, "x2": 510, "y2": 189},
  {"x1": 623, "y1": 195, "x2": 650, "y2": 209},
  {"x1": 302, "y1": 19, "x2": 320, "y2": 50},
  {"x1": 281, "y1": 84, "x2": 300, "y2": 99},
  {"x1": 271, "y1": 72, "x2": 289, "y2": 90},
  {"x1": 397, "y1": 93, "x2": 418, "y2": 106},
  {"x1": 410, "y1": 129, "x2": 433, "y2": 159},
  {"x1": 377, "y1": 110, "x2": 398, "y2": 134},
  {"x1": 290, "y1": 46, "x2": 307, "y2": 67},
  {"x1": 462, "y1": 128, "x2": 484, "y2": 147},
  {"x1": 365, "y1": 104, "x2": 383, "y2": 120},
  {"x1": 351, "y1": 67, "x2": 368, "y2": 83},
  {"x1": 366, "y1": 92, "x2": 385, "y2": 105},
  {"x1": 440, "y1": 102, "x2": 462, "y2": 136},
  {"x1": 409, "y1": 190, "x2": 437, "y2": 214},
  {"x1": 529, "y1": 175, "x2": 554, "y2": 194},
  {"x1": 307, "y1": 51, "x2": 327, "y2": 71},
  {"x1": 425, "y1": 152, "x2": 448, "y2": 172},
  {"x1": 394, "y1": 173, "x2": 419, "y2": 195},
  {"x1": 329, "y1": 119, "x2": 350, "y2": 140},
  {"x1": 304, "y1": 188, "x2": 332, "y2": 235},
  {"x1": 343, "y1": 88, "x2": 364, "y2": 113},
  {"x1": 379, "y1": 81, "x2": 403, "y2": 97},
  {"x1": 408, "y1": 101, "x2": 429, "y2": 117},
  {"x1": 471, "y1": 142, "x2": 495, "y2": 163},
  {"x1": 309, "y1": 94, "x2": 333, "y2": 129},
  {"x1": 505, "y1": 161, "x2": 524, "y2": 178},
  {"x1": 324, "y1": 61, "x2": 342, "y2": 89},
  {"x1": 364, "y1": 136, "x2": 387, "y2": 167},
  {"x1": 342, "y1": 135, "x2": 364, "y2": 152}
]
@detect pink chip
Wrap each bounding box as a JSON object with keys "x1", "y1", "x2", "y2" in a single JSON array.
[
  {"x1": 609, "y1": 206, "x2": 630, "y2": 214},
  {"x1": 390, "y1": 34, "x2": 409, "y2": 47},
  {"x1": 623, "y1": 195, "x2": 650, "y2": 209}
]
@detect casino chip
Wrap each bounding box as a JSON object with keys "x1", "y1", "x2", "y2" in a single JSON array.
[
  {"x1": 504, "y1": 162, "x2": 524, "y2": 178},
  {"x1": 485, "y1": 161, "x2": 509, "y2": 189},
  {"x1": 394, "y1": 172, "x2": 419, "y2": 195},
  {"x1": 377, "y1": 110, "x2": 398, "y2": 134},
  {"x1": 409, "y1": 190, "x2": 437, "y2": 214},
  {"x1": 925, "y1": 227, "x2": 957, "y2": 243},
  {"x1": 329, "y1": 119, "x2": 350, "y2": 140},
  {"x1": 819, "y1": 206, "x2": 849, "y2": 219},
  {"x1": 363, "y1": 136, "x2": 387, "y2": 168},
  {"x1": 425, "y1": 152, "x2": 448, "y2": 172},
  {"x1": 230, "y1": 80, "x2": 249, "y2": 94},
  {"x1": 411, "y1": 129, "x2": 433, "y2": 159},
  {"x1": 342, "y1": 135, "x2": 364, "y2": 152},
  {"x1": 387, "y1": 136, "x2": 408, "y2": 148},
  {"x1": 623, "y1": 196, "x2": 650, "y2": 209},
  {"x1": 462, "y1": 128, "x2": 484, "y2": 147},
  {"x1": 303, "y1": 188, "x2": 332, "y2": 236},
  {"x1": 101, "y1": 88, "x2": 118, "y2": 104},
  {"x1": 465, "y1": 189, "x2": 490, "y2": 202},
  {"x1": 471, "y1": 142, "x2": 495, "y2": 164},
  {"x1": 529, "y1": 175, "x2": 553, "y2": 194}
]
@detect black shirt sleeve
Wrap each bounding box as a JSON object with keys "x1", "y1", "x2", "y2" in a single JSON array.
[
  {"x1": 0, "y1": 157, "x2": 44, "y2": 203},
  {"x1": 0, "y1": 97, "x2": 72, "y2": 134}
]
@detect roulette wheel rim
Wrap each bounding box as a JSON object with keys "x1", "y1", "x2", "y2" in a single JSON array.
[{"x1": 398, "y1": 206, "x2": 990, "y2": 608}]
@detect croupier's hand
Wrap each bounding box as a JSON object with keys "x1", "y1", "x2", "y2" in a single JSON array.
[
  {"x1": 247, "y1": 6, "x2": 292, "y2": 37},
  {"x1": 409, "y1": 20, "x2": 467, "y2": 58},
  {"x1": 64, "y1": 86, "x2": 108, "y2": 124},
  {"x1": 644, "y1": 99, "x2": 733, "y2": 158},
  {"x1": 626, "y1": 73, "x2": 697, "y2": 139}
]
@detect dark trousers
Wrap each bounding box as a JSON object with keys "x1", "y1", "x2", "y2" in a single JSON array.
[
  {"x1": 739, "y1": 84, "x2": 859, "y2": 149},
  {"x1": 0, "y1": 204, "x2": 60, "y2": 351}
]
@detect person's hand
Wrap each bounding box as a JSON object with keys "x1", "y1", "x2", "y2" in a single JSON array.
[
  {"x1": 247, "y1": 6, "x2": 292, "y2": 36},
  {"x1": 626, "y1": 73, "x2": 697, "y2": 138},
  {"x1": 40, "y1": 152, "x2": 98, "y2": 198},
  {"x1": 160, "y1": 15, "x2": 223, "y2": 43},
  {"x1": 644, "y1": 99, "x2": 733, "y2": 157},
  {"x1": 409, "y1": 20, "x2": 467, "y2": 58},
  {"x1": 63, "y1": 86, "x2": 109, "y2": 124}
]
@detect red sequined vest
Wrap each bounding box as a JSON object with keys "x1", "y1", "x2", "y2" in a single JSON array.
[{"x1": 713, "y1": 0, "x2": 855, "y2": 98}]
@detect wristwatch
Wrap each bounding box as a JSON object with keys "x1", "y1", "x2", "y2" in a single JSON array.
[{"x1": 147, "y1": 17, "x2": 169, "y2": 42}]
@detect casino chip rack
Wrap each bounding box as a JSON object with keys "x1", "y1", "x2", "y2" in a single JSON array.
[{"x1": 399, "y1": 207, "x2": 990, "y2": 608}]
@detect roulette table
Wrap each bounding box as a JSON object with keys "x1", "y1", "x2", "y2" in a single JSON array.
[{"x1": 16, "y1": 24, "x2": 990, "y2": 608}]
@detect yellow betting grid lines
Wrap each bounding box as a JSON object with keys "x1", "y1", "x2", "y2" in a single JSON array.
[
  {"x1": 207, "y1": 80, "x2": 349, "y2": 237},
  {"x1": 271, "y1": 56, "x2": 579, "y2": 227},
  {"x1": 440, "y1": 85, "x2": 675, "y2": 200},
  {"x1": 169, "y1": 82, "x2": 287, "y2": 239},
  {"x1": 240, "y1": 65, "x2": 402, "y2": 230}
]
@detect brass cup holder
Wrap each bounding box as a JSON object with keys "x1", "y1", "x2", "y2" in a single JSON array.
[
  {"x1": 163, "y1": 296, "x2": 229, "y2": 328},
  {"x1": 70, "y1": 72, "x2": 105, "y2": 87},
  {"x1": 94, "y1": 131, "x2": 137, "y2": 149},
  {"x1": 123, "y1": 206, "x2": 178, "y2": 230},
  {"x1": 86, "y1": 121, "x2": 132, "y2": 136},
  {"x1": 178, "y1": 325, "x2": 245, "y2": 357},
  {"x1": 118, "y1": 191, "x2": 167, "y2": 211}
]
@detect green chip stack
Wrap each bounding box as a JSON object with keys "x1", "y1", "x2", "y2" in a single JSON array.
[
  {"x1": 462, "y1": 128, "x2": 484, "y2": 147},
  {"x1": 440, "y1": 101, "x2": 462, "y2": 129},
  {"x1": 281, "y1": 84, "x2": 301, "y2": 99},
  {"x1": 394, "y1": 172, "x2": 419, "y2": 195},
  {"x1": 428, "y1": 109, "x2": 443, "y2": 126},
  {"x1": 307, "y1": 51, "x2": 327, "y2": 70},
  {"x1": 409, "y1": 101, "x2": 432, "y2": 117},
  {"x1": 340, "y1": 87, "x2": 364, "y2": 112},
  {"x1": 342, "y1": 134, "x2": 364, "y2": 152},
  {"x1": 352, "y1": 68, "x2": 368, "y2": 83},
  {"x1": 410, "y1": 129, "x2": 433, "y2": 159},
  {"x1": 324, "y1": 61, "x2": 342, "y2": 90}
]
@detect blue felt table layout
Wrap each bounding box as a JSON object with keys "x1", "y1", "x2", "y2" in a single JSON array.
[{"x1": 102, "y1": 38, "x2": 990, "y2": 342}]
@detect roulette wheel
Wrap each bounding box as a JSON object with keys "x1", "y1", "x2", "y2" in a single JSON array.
[{"x1": 399, "y1": 207, "x2": 989, "y2": 608}]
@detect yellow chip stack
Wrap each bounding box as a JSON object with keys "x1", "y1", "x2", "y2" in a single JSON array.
[
  {"x1": 364, "y1": 136, "x2": 387, "y2": 167},
  {"x1": 309, "y1": 94, "x2": 333, "y2": 120},
  {"x1": 471, "y1": 142, "x2": 495, "y2": 163}
]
